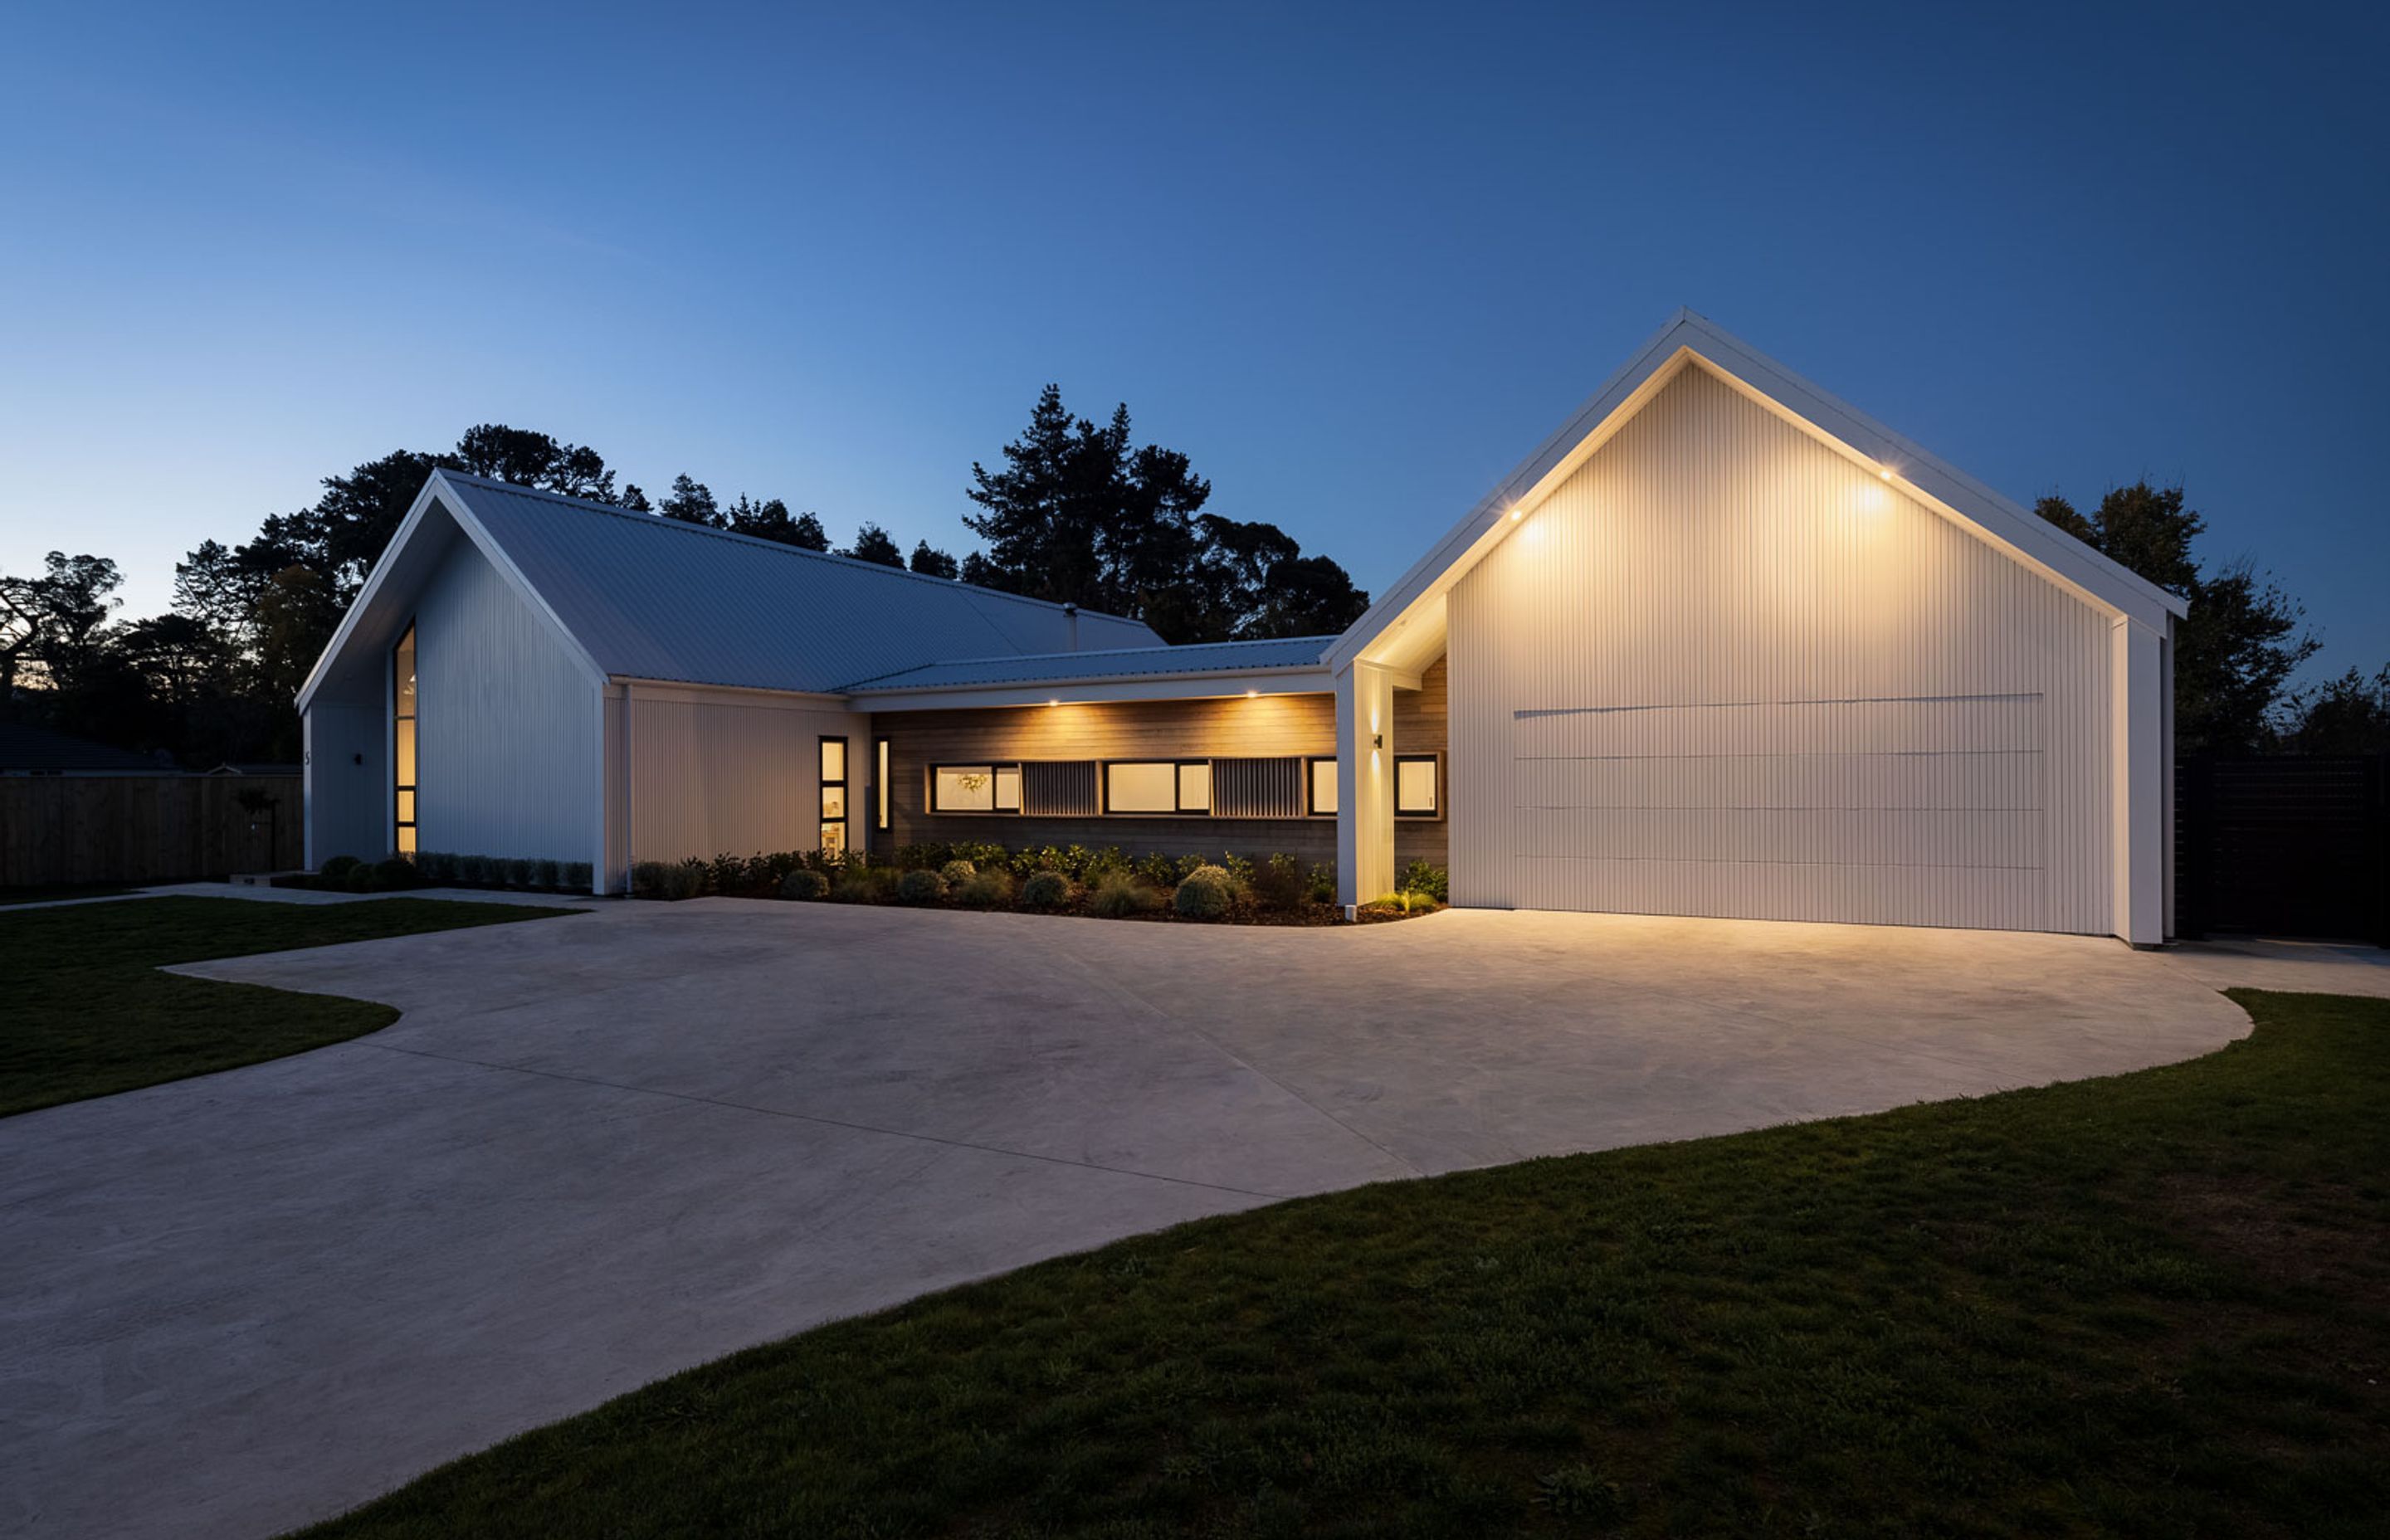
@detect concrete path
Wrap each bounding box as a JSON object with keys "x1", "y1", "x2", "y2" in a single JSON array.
[{"x1": 0, "y1": 901, "x2": 2363, "y2": 1539}]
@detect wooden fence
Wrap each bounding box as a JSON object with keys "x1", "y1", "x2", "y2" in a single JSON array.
[
  {"x1": 0, "y1": 775, "x2": 305, "y2": 889},
  {"x1": 2175, "y1": 755, "x2": 2388, "y2": 945}
]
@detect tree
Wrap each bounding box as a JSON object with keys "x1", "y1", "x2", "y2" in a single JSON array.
[
  {"x1": 721, "y1": 495, "x2": 830, "y2": 550},
  {"x1": 658, "y1": 474, "x2": 721, "y2": 528},
  {"x1": 2275, "y1": 665, "x2": 2390, "y2": 755},
  {"x1": 909, "y1": 540, "x2": 958, "y2": 579},
  {"x1": 454, "y1": 425, "x2": 617, "y2": 502},
  {"x1": 844, "y1": 523, "x2": 905, "y2": 568},
  {"x1": 1251, "y1": 553, "x2": 1371, "y2": 639},
  {"x1": 2035, "y1": 483, "x2": 2315, "y2": 753},
  {"x1": 22, "y1": 552, "x2": 123, "y2": 693}
]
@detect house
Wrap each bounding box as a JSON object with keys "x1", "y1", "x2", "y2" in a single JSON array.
[
  {"x1": 296, "y1": 311, "x2": 2184, "y2": 943},
  {"x1": 0, "y1": 720, "x2": 175, "y2": 776}
]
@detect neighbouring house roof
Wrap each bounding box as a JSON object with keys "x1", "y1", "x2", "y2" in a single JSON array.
[
  {"x1": 0, "y1": 720, "x2": 172, "y2": 775},
  {"x1": 840, "y1": 636, "x2": 1336, "y2": 693},
  {"x1": 1329, "y1": 308, "x2": 2191, "y2": 677},
  {"x1": 203, "y1": 762, "x2": 303, "y2": 777},
  {"x1": 297, "y1": 472, "x2": 1165, "y2": 709}
]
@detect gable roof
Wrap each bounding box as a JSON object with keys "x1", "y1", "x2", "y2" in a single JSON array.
[
  {"x1": 1328, "y1": 309, "x2": 2188, "y2": 675},
  {"x1": 297, "y1": 471, "x2": 1163, "y2": 709}
]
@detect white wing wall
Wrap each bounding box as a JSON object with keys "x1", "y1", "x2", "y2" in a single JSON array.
[{"x1": 1449, "y1": 363, "x2": 2114, "y2": 934}]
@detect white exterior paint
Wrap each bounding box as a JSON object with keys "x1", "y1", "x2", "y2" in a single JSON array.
[
  {"x1": 602, "y1": 680, "x2": 872, "y2": 880},
  {"x1": 1334, "y1": 661, "x2": 1397, "y2": 906},
  {"x1": 411, "y1": 537, "x2": 600, "y2": 864},
  {"x1": 300, "y1": 694, "x2": 384, "y2": 866},
  {"x1": 1446, "y1": 362, "x2": 2120, "y2": 934}
]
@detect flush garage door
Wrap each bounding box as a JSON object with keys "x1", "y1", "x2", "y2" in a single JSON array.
[{"x1": 1507, "y1": 692, "x2": 2053, "y2": 931}]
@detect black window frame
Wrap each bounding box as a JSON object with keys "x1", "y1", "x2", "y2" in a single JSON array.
[
  {"x1": 818, "y1": 735, "x2": 850, "y2": 854},
  {"x1": 873, "y1": 736, "x2": 890, "y2": 832},
  {"x1": 393, "y1": 619, "x2": 417, "y2": 855},
  {"x1": 1393, "y1": 753, "x2": 1441, "y2": 819},
  {"x1": 929, "y1": 761, "x2": 1024, "y2": 815},
  {"x1": 1304, "y1": 755, "x2": 1339, "y2": 817},
  {"x1": 1101, "y1": 758, "x2": 1214, "y2": 816}
]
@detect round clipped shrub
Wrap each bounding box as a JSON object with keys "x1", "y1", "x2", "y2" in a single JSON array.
[
  {"x1": 345, "y1": 864, "x2": 379, "y2": 893},
  {"x1": 897, "y1": 868, "x2": 946, "y2": 904},
  {"x1": 958, "y1": 869, "x2": 1013, "y2": 909},
  {"x1": 506, "y1": 857, "x2": 535, "y2": 888},
  {"x1": 780, "y1": 869, "x2": 830, "y2": 900},
  {"x1": 939, "y1": 859, "x2": 977, "y2": 886},
  {"x1": 374, "y1": 856, "x2": 415, "y2": 889},
  {"x1": 1173, "y1": 864, "x2": 1233, "y2": 919},
  {"x1": 319, "y1": 855, "x2": 360, "y2": 884},
  {"x1": 1021, "y1": 870, "x2": 1071, "y2": 909}
]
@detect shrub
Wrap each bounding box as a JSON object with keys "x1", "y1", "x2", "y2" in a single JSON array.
[
  {"x1": 631, "y1": 860, "x2": 669, "y2": 897},
  {"x1": 1305, "y1": 861, "x2": 1338, "y2": 904},
  {"x1": 563, "y1": 861, "x2": 593, "y2": 892},
  {"x1": 1173, "y1": 864, "x2": 1233, "y2": 919},
  {"x1": 706, "y1": 852, "x2": 751, "y2": 896},
  {"x1": 780, "y1": 869, "x2": 830, "y2": 900},
  {"x1": 345, "y1": 865, "x2": 378, "y2": 893},
  {"x1": 957, "y1": 869, "x2": 1013, "y2": 909},
  {"x1": 1398, "y1": 859, "x2": 1450, "y2": 904},
  {"x1": 505, "y1": 857, "x2": 535, "y2": 888},
  {"x1": 939, "y1": 859, "x2": 977, "y2": 886},
  {"x1": 1021, "y1": 870, "x2": 1071, "y2": 909},
  {"x1": 1251, "y1": 853, "x2": 1305, "y2": 910},
  {"x1": 633, "y1": 860, "x2": 705, "y2": 900},
  {"x1": 832, "y1": 865, "x2": 893, "y2": 904},
  {"x1": 374, "y1": 856, "x2": 416, "y2": 889},
  {"x1": 1089, "y1": 874, "x2": 1160, "y2": 918},
  {"x1": 896, "y1": 868, "x2": 946, "y2": 904},
  {"x1": 319, "y1": 855, "x2": 360, "y2": 883},
  {"x1": 666, "y1": 860, "x2": 706, "y2": 900},
  {"x1": 534, "y1": 857, "x2": 561, "y2": 889}
]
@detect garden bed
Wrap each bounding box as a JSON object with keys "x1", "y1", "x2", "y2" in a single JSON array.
[{"x1": 632, "y1": 842, "x2": 1448, "y2": 926}]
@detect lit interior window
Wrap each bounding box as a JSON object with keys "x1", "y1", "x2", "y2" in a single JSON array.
[
  {"x1": 393, "y1": 623, "x2": 417, "y2": 855},
  {"x1": 1309, "y1": 758, "x2": 1339, "y2": 816},
  {"x1": 1178, "y1": 762, "x2": 1211, "y2": 812},
  {"x1": 995, "y1": 766, "x2": 1022, "y2": 811},
  {"x1": 934, "y1": 765, "x2": 999, "y2": 812},
  {"x1": 819, "y1": 735, "x2": 849, "y2": 854},
  {"x1": 1106, "y1": 762, "x2": 1178, "y2": 813},
  {"x1": 1395, "y1": 755, "x2": 1437, "y2": 816}
]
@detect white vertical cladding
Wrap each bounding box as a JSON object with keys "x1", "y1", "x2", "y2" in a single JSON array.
[
  {"x1": 2111, "y1": 617, "x2": 2166, "y2": 945},
  {"x1": 1334, "y1": 661, "x2": 1396, "y2": 905},
  {"x1": 1448, "y1": 362, "x2": 2117, "y2": 935},
  {"x1": 413, "y1": 538, "x2": 598, "y2": 862},
  {"x1": 301, "y1": 690, "x2": 386, "y2": 865},
  {"x1": 623, "y1": 683, "x2": 871, "y2": 865}
]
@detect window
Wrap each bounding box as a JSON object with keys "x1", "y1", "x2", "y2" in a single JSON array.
[
  {"x1": 819, "y1": 736, "x2": 848, "y2": 855},
  {"x1": 931, "y1": 763, "x2": 1022, "y2": 814},
  {"x1": 393, "y1": 623, "x2": 417, "y2": 854},
  {"x1": 1105, "y1": 760, "x2": 1210, "y2": 815},
  {"x1": 1394, "y1": 754, "x2": 1439, "y2": 817},
  {"x1": 1307, "y1": 757, "x2": 1339, "y2": 816},
  {"x1": 874, "y1": 738, "x2": 890, "y2": 831}
]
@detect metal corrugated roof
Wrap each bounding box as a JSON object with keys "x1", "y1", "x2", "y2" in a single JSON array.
[
  {"x1": 841, "y1": 636, "x2": 1334, "y2": 693},
  {"x1": 440, "y1": 473, "x2": 1162, "y2": 693}
]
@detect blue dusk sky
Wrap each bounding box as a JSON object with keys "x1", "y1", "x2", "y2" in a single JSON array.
[{"x1": 2, "y1": 2, "x2": 2383, "y2": 679}]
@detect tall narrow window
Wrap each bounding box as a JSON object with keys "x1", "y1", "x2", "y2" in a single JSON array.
[
  {"x1": 819, "y1": 736, "x2": 849, "y2": 855},
  {"x1": 1306, "y1": 757, "x2": 1339, "y2": 816},
  {"x1": 874, "y1": 738, "x2": 890, "y2": 831},
  {"x1": 393, "y1": 623, "x2": 417, "y2": 854}
]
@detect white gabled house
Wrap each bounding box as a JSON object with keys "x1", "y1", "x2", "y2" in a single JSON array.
[{"x1": 298, "y1": 310, "x2": 2184, "y2": 943}]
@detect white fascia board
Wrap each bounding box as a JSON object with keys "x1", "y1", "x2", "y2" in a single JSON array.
[
  {"x1": 1325, "y1": 310, "x2": 2185, "y2": 675},
  {"x1": 293, "y1": 471, "x2": 607, "y2": 714},
  {"x1": 609, "y1": 676, "x2": 856, "y2": 709},
  {"x1": 851, "y1": 665, "x2": 1341, "y2": 713}
]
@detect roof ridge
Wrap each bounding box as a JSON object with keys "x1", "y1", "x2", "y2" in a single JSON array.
[{"x1": 431, "y1": 470, "x2": 1150, "y2": 627}]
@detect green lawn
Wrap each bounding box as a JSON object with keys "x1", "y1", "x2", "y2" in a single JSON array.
[
  {"x1": 301, "y1": 988, "x2": 2388, "y2": 1540},
  {"x1": 0, "y1": 895, "x2": 583, "y2": 1118}
]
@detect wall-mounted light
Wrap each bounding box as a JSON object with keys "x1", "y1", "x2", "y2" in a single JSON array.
[
  {"x1": 1046, "y1": 698, "x2": 1059, "y2": 708},
  {"x1": 1878, "y1": 467, "x2": 1891, "y2": 481},
  {"x1": 1246, "y1": 688, "x2": 1258, "y2": 698},
  {"x1": 1510, "y1": 507, "x2": 1524, "y2": 522},
  {"x1": 1372, "y1": 732, "x2": 1383, "y2": 748}
]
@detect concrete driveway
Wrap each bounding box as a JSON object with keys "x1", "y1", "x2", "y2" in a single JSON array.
[{"x1": 0, "y1": 900, "x2": 2309, "y2": 1538}]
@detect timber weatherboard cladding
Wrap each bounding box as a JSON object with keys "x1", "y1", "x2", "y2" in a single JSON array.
[{"x1": 1449, "y1": 363, "x2": 2112, "y2": 933}]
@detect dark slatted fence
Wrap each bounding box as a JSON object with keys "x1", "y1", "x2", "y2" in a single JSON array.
[
  {"x1": 2174, "y1": 756, "x2": 2388, "y2": 943},
  {"x1": 0, "y1": 775, "x2": 303, "y2": 889}
]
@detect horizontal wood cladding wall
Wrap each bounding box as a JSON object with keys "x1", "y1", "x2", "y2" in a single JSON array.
[
  {"x1": 1448, "y1": 363, "x2": 2111, "y2": 933},
  {"x1": 2, "y1": 775, "x2": 303, "y2": 886},
  {"x1": 1394, "y1": 657, "x2": 1448, "y2": 871},
  {"x1": 880, "y1": 694, "x2": 1337, "y2": 862}
]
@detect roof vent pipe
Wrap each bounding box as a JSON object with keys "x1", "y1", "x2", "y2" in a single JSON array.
[{"x1": 1064, "y1": 602, "x2": 1078, "y2": 651}]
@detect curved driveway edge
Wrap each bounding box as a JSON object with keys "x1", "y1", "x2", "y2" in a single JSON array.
[{"x1": 1, "y1": 903, "x2": 2274, "y2": 1538}]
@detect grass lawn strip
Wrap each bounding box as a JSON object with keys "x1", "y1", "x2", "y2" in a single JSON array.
[
  {"x1": 0, "y1": 896, "x2": 583, "y2": 1118},
  {"x1": 302, "y1": 988, "x2": 2389, "y2": 1539}
]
